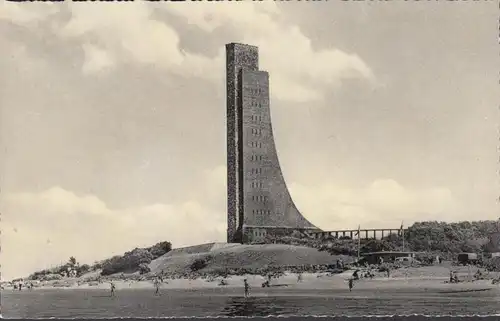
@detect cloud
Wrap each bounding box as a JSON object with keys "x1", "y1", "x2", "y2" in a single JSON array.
[
  {"x1": 0, "y1": 2, "x2": 58, "y2": 26},
  {"x1": 81, "y1": 44, "x2": 114, "y2": 74},
  {"x1": 290, "y1": 179, "x2": 461, "y2": 230},
  {"x1": 0, "y1": 2, "x2": 374, "y2": 103},
  {"x1": 1, "y1": 167, "x2": 227, "y2": 281}
]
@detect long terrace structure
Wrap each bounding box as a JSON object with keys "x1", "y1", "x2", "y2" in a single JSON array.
[{"x1": 310, "y1": 228, "x2": 408, "y2": 240}]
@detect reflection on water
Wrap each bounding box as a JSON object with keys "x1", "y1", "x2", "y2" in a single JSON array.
[{"x1": 221, "y1": 297, "x2": 295, "y2": 316}]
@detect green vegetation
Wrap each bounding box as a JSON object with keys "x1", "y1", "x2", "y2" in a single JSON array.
[
  {"x1": 265, "y1": 220, "x2": 500, "y2": 262},
  {"x1": 100, "y1": 241, "x2": 172, "y2": 276},
  {"x1": 29, "y1": 257, "x2": 90, "y2": 280},
  {"x1": 190, "y1": 256, "x2": 212, "y2": 272}
]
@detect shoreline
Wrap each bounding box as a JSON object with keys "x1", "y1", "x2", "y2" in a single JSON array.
[{"x1": 5, "y1": 272, "x2": 499, "y2": 293}]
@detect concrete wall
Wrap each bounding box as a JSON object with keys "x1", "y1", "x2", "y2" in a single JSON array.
[{"x1": 240, "y1": 69, "x2": 317, "y2": 231}]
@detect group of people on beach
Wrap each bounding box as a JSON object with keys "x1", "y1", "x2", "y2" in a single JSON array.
[
  {"x1": 13, "y1": 282, "x2": 34, "y2": 291},
  {"x1": 108, "y1": 274, "x2": 165, "y2": 297}
]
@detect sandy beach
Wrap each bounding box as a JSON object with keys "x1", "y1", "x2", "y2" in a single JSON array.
[
  {"x1": 7, "y1": 267, "x2": 500, "y2": 293},
  {"x1": 5, "y1": 266, "x2": 500, "y2": 318}
]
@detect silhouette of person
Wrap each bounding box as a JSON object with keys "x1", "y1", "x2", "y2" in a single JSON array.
[
  {"x1": 243, "y1": 279, "x2": 250, "y2": 298},
  {"x1": 110, "y1": 282, "x2": 116, "y2": 297},
  {"x1": 348, "y1": 278, "x2": 354, "y2": 292},
  {"x1": 154, "y1": 278, "x2": 161, "y2": 296}
]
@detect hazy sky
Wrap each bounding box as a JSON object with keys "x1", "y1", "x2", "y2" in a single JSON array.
[{"x1": 1, "y1": 1, "x2": 498, "y2": 280}]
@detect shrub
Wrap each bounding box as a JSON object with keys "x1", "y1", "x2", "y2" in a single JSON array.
[
  {"x1": 77, "y1": 264, "x2": 91, "y2": 276},
  {"x1": 101, "y1": 249, "x2": 154, "y2": 276},
  {"x1": 139, "y1": 263, "x2": 151, "y2": 274},
  {"x1": 190, "y1": 256, "x2": 212, "y2": 272},
  {"x1": 147, "y1": 241, "x2": 172, "y2": 259},
  {"x1": 483, "y1": 257, "x2": 500, "y2": 272}
]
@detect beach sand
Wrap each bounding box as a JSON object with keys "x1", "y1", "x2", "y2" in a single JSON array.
[{"x1": 8, "y1": 266, "x2": 500, "y2": 293}]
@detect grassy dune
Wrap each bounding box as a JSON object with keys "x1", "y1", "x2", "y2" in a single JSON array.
[{"x1": 149, "y1": 243, "x2": 351, "y2": 275}]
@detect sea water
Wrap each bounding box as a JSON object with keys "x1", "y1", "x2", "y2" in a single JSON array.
[{"x1": 2, "y1": 287, "x2": 500, "y2": 318}]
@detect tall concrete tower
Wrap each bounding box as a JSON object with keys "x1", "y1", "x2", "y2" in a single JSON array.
[{"x1": 226, "y1": 43, "x2": 320, "y2": 244}]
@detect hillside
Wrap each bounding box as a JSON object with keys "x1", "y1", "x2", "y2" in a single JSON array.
[{"x1": 149, "y1": 243, "x2": 352, "y2": 276}]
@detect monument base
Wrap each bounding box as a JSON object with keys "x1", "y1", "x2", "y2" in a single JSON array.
[{"x1": 242, "y1": 225, "x2": 321, "y2": 244}]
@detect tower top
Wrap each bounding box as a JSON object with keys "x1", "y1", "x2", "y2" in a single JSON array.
[{"x1": 226, "y1": 43, "x2": 259, "y2": 50}]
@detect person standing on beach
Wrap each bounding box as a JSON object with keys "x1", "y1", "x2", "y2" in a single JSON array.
[
  {"x1": 154, "y1": 278, "x2": 161, "y2": 296},
  {"x1": 110, "y1": 282, "x2": 116, "y2": 297},
  {"x1": 243, "y1": 279, "x2": 250, "y2": 298},
  {"x1": 348, "y1": 278, "x2": 354, "y2": 292}
]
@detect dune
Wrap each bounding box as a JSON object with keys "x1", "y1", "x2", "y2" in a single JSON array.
[{"x1": 149, "y1": 243, "x2": 351, "y2": 275}]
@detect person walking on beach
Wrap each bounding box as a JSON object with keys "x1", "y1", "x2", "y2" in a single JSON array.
[
  {"x1": 348, "y1": 278, "x2": 354, "y2": 292},
  {"x1": 110, "y1": 282, "x2": 116, "y2": 297},
  {"x1": 243, "y1": 279, "x2": 250, "y2": 298},
  {"x1": 154, "y1": 278, "x2": 161, "y2": 296}
]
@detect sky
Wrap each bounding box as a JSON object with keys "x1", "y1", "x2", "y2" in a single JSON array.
[{"x1": 0, "y1": 1, "x2": 498, "y2": 280}]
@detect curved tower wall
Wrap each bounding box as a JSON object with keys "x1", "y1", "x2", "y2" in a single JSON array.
[{"x1": 226, "y1": 43, "x2": 320, "y2": 244}]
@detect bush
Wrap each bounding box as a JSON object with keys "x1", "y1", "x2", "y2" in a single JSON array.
[
  {"x1": 101, "y1": 249, "x2": 154, "y2": 276},
  {"x1": 139, "y1": 263, "x2": 151, "y2": 274},
  {"x1": 483, "y1": 257, "x2": 500, "y2": 272},
  {"x1": 360, "y1": 239, "x2": 397, "y2": 253},
  {"x1": 190, "y1": 256, "x2": 212, "y2": 272},
  {"x1": 96, "y1": 241, "x2": 172, "y2": 276},
  {"x1": 147, "y1": 241, "x2": 172, "y2": 259},
  {"x1": 77, "y1": 264, "x2": 91, "y2": 276}
]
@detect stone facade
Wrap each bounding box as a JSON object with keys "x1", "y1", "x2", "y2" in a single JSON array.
[{"x1": 226, "y1": 43, "x2": 320, "y2": 244}]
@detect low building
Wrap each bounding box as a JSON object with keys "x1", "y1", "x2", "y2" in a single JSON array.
[{"x1": 361, "y1": 251, "x2": 418, "y2": 265}]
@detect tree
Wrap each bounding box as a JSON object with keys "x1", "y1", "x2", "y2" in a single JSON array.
[
  {"x1": 76, "y1": 264, "x2": 89, "y2": 276},
  {"x1": 69, "y1": 257, "x2": 77, "y2": 266}
]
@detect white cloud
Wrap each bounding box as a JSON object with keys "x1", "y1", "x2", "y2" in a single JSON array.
[
  {"x1": 0, "y1": 2, "x2": 374, "y2": 103},
  {"x1": 81, "y1": 44, "x2": 115, "y2": 74},
  {"x1": 1, "y1": 167, "x2": 227, "y2": 281},
  {"x1": 0, "y1": 2, "x2": 58, "y2": 26},
  {"x1": 159, "y1": 2, "x2": 376, "y2": 102},
  {"x1": 289, "y1": 179, "x2": 461, "y2": 231}
]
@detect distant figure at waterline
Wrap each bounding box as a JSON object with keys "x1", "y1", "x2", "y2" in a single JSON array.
[
  {"x1": 243, "y1": 279, "x2": 250, "y2": 298},
  {"x1": 154, "y1": 278, "x2": 161, "y2": 296},
  {"x1": 110, "y1": 282, "x2": 116, "y2": 297}
]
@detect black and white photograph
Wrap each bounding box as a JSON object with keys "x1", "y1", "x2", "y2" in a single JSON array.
[{"x1": 1, "y1": 0, "x2": 499, "y2": 318}]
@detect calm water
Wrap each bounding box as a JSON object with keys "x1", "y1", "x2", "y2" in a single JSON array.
[{"x1": 3, "y1": 287, "x2": 500, "y2": 318}]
